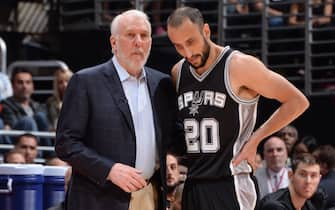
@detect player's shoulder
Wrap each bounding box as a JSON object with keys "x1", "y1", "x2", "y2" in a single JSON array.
[
  {"x1": 171, "y1": 59, "x2": 185, "y2": 78},
  {"x1": 229, "y1": 51, "x2": 259, "y2": 68}
]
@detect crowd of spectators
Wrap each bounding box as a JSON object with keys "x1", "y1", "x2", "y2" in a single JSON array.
[
  {"x1": 255, "y1": 124, "x2": 335, "y2": 210},
  {"x1": 0, "y1": 1, "x2": 334, "y2": 210},
  {"x1": 0, "y1": 67, "x2": 73, "y2": 163}
]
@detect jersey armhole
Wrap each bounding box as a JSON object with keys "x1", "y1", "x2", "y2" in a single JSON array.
[
  {"x1": 224, "y1": 51, "x2": 260, "y2": 105},
  {"x1": 176, "y1": 59, "x2": 185, "y2": 93}
]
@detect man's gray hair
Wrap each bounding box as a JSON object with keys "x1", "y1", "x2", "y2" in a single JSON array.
[{"x1": 110, "y1": 9, "x2": 151, "y2": 35}]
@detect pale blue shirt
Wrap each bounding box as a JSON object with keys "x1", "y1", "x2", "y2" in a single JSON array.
[
  {"x1": 0, "y1": 72, "x2": 13, "y2": 101},
  {"x1": 112, "y1": 56, "x2": 156, "y2": 179}
]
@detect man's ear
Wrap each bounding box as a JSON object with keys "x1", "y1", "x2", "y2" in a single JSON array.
[
  {"x1": 288, "y1": 170, "x2": 293, "y2": 179},
  {"x1": 110, "y1": 35, "x2": 116, "y2": 52},
  {"x1": 203, "y1": 23, "x2": 211, "y2": 38}
]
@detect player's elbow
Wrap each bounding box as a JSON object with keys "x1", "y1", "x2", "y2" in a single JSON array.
[{"x1": 296, "y1": 94, "x2": 310, "y2": 114}]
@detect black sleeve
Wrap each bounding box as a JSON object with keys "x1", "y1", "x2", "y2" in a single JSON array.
[{"x1": 258, "y1": 200, "x2": 287, "y2": 210}]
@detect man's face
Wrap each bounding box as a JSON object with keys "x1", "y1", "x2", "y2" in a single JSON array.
[
  {"x1": 56, "y1": 72, "x2": 70, "y2": 98},
  {"x1": 291, "y1": 163, "x2": 321, "y2": 199},
  {"x1": 167, "y1": 18, "x2": 211, "y2": 69},
  {"x1": 15, "y1": 136, "x2": 38, "y2": 163},
  {"x1": 166, "y1": 154, "x2": 180, "y2": 188},
  {"x1": 110, "y1": 15, "x2": 152, "y2": 76},
  {"x1": 264, "y1": 137, "x2": 288, "y2": 172},
  {"x1": 277, "y1": 126, "x2": 298, "y2": 153},
  {"x1": 12, "y1": 72, "x2": 34, "y2": 101}
]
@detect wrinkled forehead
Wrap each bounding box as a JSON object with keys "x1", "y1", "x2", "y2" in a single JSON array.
[{"x1": 120, "y1": 14, "x2": 151, "y2": 33}]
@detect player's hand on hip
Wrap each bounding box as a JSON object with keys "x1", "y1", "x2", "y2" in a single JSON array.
[
  {"x1": 232, "y1": 141, "x2": 257, "y2": 170},
  {"x1": 107, "y1": 163, "x2": 147, "y2": 193}
]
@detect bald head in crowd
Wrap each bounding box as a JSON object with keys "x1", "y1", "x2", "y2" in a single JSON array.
[{"x1": 263, "y1": 136, "x2": 288, "y2": 172}]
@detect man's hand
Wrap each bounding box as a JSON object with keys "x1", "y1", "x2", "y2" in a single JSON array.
[
  {"x1": 107, "y1": 163, "x2": 147, "y2": 193},
  {"x1": 232, "y1": 141, "x2": 257, "y2": 170}
]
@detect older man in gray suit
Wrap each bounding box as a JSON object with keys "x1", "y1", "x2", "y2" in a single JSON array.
[{"x1": 255, "y1": 136, "x2": 290, "y2": 199}]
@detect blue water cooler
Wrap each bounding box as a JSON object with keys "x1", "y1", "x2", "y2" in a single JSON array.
[
  {"x1": 0, "y1": 164, "x2": 44, "y2": 210},
  {"x1": 43, "y1": 166, "x2": 68, "y2": 210}
]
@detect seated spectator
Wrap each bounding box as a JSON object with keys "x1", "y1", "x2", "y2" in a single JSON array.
[
  {"x1": 227, "y1": 0, "x2": 250, "y2": 14},
  {"x1": 166, "y1": 152, "x2": 183, "y2": 210},
  {"x1": 46, "y1": 68, "x2": 73, "y2": 131},
  {"x1": 276, "y1": 124, "x2": 299, "y2": 167},
  {"x1": 288, "y1": 2, "x2": 305, "y2": 26},
  {"x1": 3, "y1": 149, "x2": 26, "y2": 164},
  {"x1": 311, "y1": 0, "x2": 333, "y2": 27},
  {"x1": 0, "y1": 68, "x2": 50, "y2": 144},
  {"x1": 258, "y1": 153, "x2": 322, "y2": 210},
  {"x1": 1, "y1": 69, "x2": 48, "y2": 131},
  {"x1": 254, "y1": 0, "x2": 291, "y2": 27},
  {"x1": 291, "y1": 135, "x2": 319, "y2": 159},
  {"x1": 14, "y1": 133, "x2": 38, "y2": 163},
  {"x1": 255, "y1": 136, "x2": 290, "y2": 199},
  {"x1": 312, "y1": 144, "x2": 335, "y2": 209},
  {"x1": 289, "y1": 0, "x2": 333, "y2": 27}
]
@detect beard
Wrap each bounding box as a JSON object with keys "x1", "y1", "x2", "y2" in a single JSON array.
[
  {"x1": 188, "y1": 37, "x2": 210, "y2": 69},
  {"x1": 166, "y1": 182, "x2": 179, "y2": 194}
]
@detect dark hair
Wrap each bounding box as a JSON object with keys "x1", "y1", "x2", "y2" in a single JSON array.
[
  {"x1": 296, "y1": 135, "x2": 319, "y2": 153},
  {"x1": 14, "y1": 133, "x2": 38, "y2": 145},
  {"x1": 167, "y1": 6, "x2": 204, "y2": 29},
  {"x1": 11, "y1": 68, "x2": 33, "y2": 83},
  {"x1": 313, "y1": 144, "x2": 335, "y2": 169},
  {"x1": 276, "y1": 124, "x2": 299, "y2": 140},
  {"x1": 167, "y1": 150, "x2": 182, "y2": 165},
  {"x1": 291, "y1": 153, "x2": 319, "y2": 172}
]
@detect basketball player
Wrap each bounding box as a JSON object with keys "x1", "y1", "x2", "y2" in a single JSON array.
[{"x1": 166, "y1": 6, "x2": 309, "y2": 210}]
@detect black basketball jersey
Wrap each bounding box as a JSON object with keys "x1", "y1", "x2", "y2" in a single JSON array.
[{"x1": 176, "y1": 46, "x2": 259, "y2": 180}]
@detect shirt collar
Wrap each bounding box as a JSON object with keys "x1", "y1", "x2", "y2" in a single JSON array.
[
  {"x1": 112, "y1": 56, "x2": 146, "y2": 82},
  {"x1": 268, "y1": 167, "x2": 286, "y2": 176}
]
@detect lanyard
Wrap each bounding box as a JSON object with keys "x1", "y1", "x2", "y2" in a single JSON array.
[{"x1": 266, "y1": 168, "x2": 286, "y2": 192}]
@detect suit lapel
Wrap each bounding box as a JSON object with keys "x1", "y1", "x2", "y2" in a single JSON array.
[
  {"x1": 146, "y1": 68, "x2": 162, "y2": 149},
  {"x1": 101, "y1": 60, "x2": 135, "y2": 138}
]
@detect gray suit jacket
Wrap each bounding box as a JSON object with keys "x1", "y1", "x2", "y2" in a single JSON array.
[{"x1": 255, "y1": 167, "x2": 271, "y2": 199}]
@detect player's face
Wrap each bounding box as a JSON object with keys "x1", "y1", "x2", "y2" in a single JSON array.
[
  {"x1": 110, "y1": 15, "x2": 152, "y2": 76},
  {"x1": 264, "y1": 137, "x2": 288, "y2": 172},
  {"x1": 291, "y1": 163, "x2": 321, "y2": 199},
  {"x1": 166, "y1": 154, "x2": 180, "y2": 187},
  {"x1": 168, "y1": 19, "x2": 211, "y2": 69}
]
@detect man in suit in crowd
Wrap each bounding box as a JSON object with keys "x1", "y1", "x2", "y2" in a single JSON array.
[
  {"x1": 255, "y1": 136, "x2": 290, "y2": 198},
  {"x1": 55, "y1": 9, "x2": 177, "y2": 210}
]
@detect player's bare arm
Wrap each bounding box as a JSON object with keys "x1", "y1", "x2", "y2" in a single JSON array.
[{"x1": 231, "y1": 53, "x2": 309, "y2": 167}]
